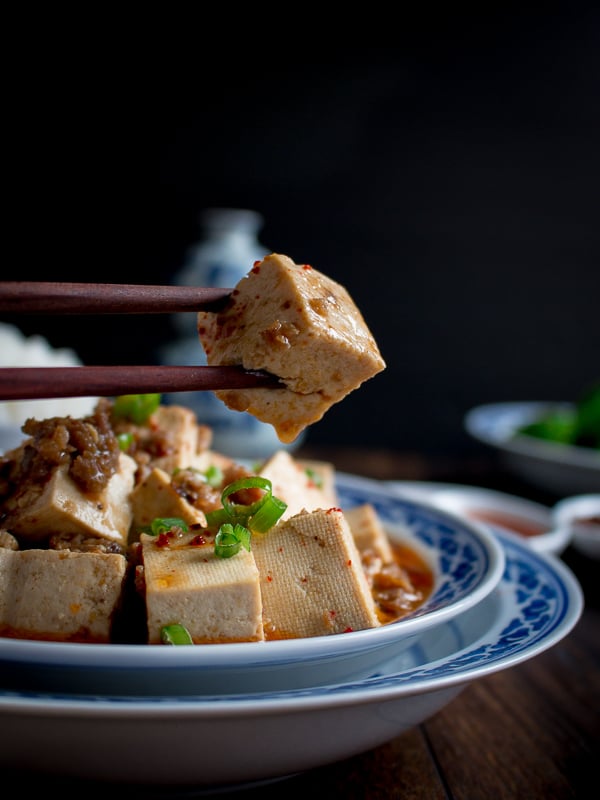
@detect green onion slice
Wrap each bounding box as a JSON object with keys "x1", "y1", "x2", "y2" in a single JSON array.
[
  {"x1": 248, "y1": 494, "x2": 288, "y2": 533},
  {"x1": 221, "y1": 476, "x2": 275, "y2": 518},
  {"x1": 161, "y1": 624, "x2": 193, "y2": 645},
  {"x1": 204, "y1": 464, "x2": 223, "y2": 487},
  {"x1": 205, "y1": 506, "x2": 232, "y2": 530},
  {"x1": 205, "y1": 477, "x2": 287, "y2": 556},
  {"x1": 116, "y1": 432, "x2": 134, "y2": 451},
  {"x1": 112, "y1": 393, "x2": 161, "y2": 424},
  {"x1": 214, "y1": 523, "x2": 252, "y2": 558}
]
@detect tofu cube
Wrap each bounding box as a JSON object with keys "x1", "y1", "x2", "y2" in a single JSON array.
[
  {"x1": 1, "y1": 453, "x2": 136, "y2": 546},
  {"x1": 140, "y1": 532, "x2": 264, "y2": 644},
  {"x1": 258, "y1": 450, "x2": 337, "y2": 520},
  {"x1": 296, "y1": 458, "x2": 338, "y2": 507},
  {"x1": 130, "y1": 467, "x2": 207, "y2": 532},
  {"x1": 0, "y1": 548, "x2": 127, "y2": 643},
  {"x1": 344, "y1": 503, "x2": 394, "y2": 564},
  {"x1": 197, "y1": 253, "x2": 386, "y2": 443},
  {"x1": 251, "y1": 508, "x2": 381, "y2": 638},
  {"x1": 145, "y1": 405, "x2": 205, "y2": 474}
]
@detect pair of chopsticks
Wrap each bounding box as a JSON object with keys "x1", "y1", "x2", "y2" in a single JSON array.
[{"x1": 0, "y1": 282, "x2": 282, "y2": 400}]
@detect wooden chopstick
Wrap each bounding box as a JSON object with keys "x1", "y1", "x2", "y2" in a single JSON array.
[
  {"x1": 0, "y1": 282, "x2": 233, "y2": 314},
  {"x1": 0, "y1": 282, "x2": 281, "y2": 401},
  {"x1": 0, "y1": 366, "x2": 282, "y2": 400}
]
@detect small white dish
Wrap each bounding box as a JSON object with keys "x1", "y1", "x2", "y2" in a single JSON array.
[
  {"x1": 0, "y1": 473, "x2": 505, "y2": 697},
  {"x1": 552, "y1": 494, "x2": 600, "y2": 559},
  {"x1": 388, "y1": 481, "x2": 572, "y2": 555},
  {"x1": 0, "y1": 530, "x2": 582, "y2": 789},
  {"x1": 464, "y1": 402, "x2": 600, "y2": 495},
  {"x1": 429, "y1": 486, "x2": 571, "y2": 556}
]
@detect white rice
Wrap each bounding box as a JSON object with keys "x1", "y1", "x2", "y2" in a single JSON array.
[{"x1": 0, "y1": 322, "x2": 97, "y2": 429}]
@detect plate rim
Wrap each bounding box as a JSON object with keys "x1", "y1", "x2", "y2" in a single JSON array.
[
  {"x1": 0, "y1": 473, "x2": 505, "y2": 670},
  {"x1": 0, "y1": 528, "x2": 583, "y2": 716}
]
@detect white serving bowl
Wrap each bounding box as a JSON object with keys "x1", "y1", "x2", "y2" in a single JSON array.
[
  {"x1": 552, "y1": 494, "x2": 600, "y2": 559},
  {"x1": 0, "y1": 473, "x2": 505, "y2": 697},
  {"x1": 464, "y1": 402, "x2": 600, "y2": 495},
  {"x1": 0, "y1": 530, "x2": 582, "y2": 789},
  {"x1": 429, "y1": 485, "x2": 572, "y2": 556}
]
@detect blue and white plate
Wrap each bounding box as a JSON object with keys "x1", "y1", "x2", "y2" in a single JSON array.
[
  {"x1": 0, "y1": 530, "x2": 582, "y2": 788},
  {"x1": 0, "y1": 474, "x2": 504, "y2": 696},
  {"x1": 465, "y1": 401, "x2": 600, "y2": 495}
]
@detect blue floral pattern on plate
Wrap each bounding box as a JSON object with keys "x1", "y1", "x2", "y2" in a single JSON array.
[{"x1": 0, "y1": 528, "x2": 582, "y2": 706}]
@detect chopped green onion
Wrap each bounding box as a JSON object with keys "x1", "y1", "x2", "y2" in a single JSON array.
[
  {"x1": 205, "y1": 477, "x2": 287, "y2": 556},
  {"x1": 204, "y1": 464, "x2": 223, "y2": 487},
  {"x1": 113, "y1": 393, "x2": 161, "y2": 424},
  {"x1": 221, "y1": 476, "x2": 274, "y2": 518},
  {"x1": 205, "y1": 506, "x2": 233, "y2": 529},
  {"x1": 116, "y1": 432, "x2": 134, "y2": 451},
  {"x1": 214, "y1": 523, "x2": 251, "y2": 558},
  {"x1": 248, "y1": 494, "x2": 288, "y2": 533},
  {"x1": 161, "y1": 624, "x2": 193, "y2": 645}
]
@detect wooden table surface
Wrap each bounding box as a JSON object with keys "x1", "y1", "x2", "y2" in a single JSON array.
[{"x1": 9, "y1": 446, "x2": 599, "y2": 799}]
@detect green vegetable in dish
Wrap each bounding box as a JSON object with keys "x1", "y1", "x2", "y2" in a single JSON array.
[
  {"x1": 112, "y1": 393, "x2": 161, "y2": 424},
  {"x1": 205, "y1": 477, "x2": 288, "y2": 535},
  {"x1": 575, "y1": 382, "x2": 600, "y2": 448},
  {"x1": 517, "y1": 382, "x2": 600, "y2": 450},
  {"x1": 214, "y1": 523, "x2": 252, "y2": 558},
  {"x1": 160, "y1": 623, "x2": 194, "y2": 645}
]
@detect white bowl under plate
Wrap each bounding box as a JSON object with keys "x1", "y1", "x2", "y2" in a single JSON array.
[
  {"x1": 0, "y1": 530, "x2": 582, "y2": 789},
  {"x1": 552, "y1": 494, "x2": 600, "y2": 559},
  {"x1": 0, "y1": 473, "x2": 505, "y2": 697},
  {"x1": 464, "y1": 402, "x2": 600, "y2": 495}
]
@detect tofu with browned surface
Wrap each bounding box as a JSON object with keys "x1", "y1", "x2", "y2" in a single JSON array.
[
  {"x1": 258, "y1": 450, "x2": 337, "y2": 519},
  {"x1": 112, "y1": 403, "x2": 209, "y2": 480},
  {"x1": 197, "y1": 253, "x2": 386, "y2": 443},
  {"x1": 344, "y1": 503, "x2": 394, "y2": 564},
  {"x1": 251, "y1": 508, "x2": 381, "y2": 638},
  {"x1": 130, "y1": 467, "x2": 207, "y2": 533},
  {"x1": 0, "y1": 453, "x2": 136, "y2": 546},
  {"x1": 140, "y1": 531, "x2": 264, "y2": 644},
  {"x1": 141, "y1": 405, "x2": 206, "y2": 473},
  {"x1": 0, "y1": 548, "x2": 127, "y2": 642}
]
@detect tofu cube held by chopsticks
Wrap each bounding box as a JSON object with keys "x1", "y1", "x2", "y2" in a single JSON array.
[{"x1": 197, "y1": 253, "x2": 386, "y2": 443}]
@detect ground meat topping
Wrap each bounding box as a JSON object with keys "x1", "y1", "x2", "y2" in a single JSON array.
[
  {"x1": 20, "y1": 406, "x2": 120, "y2": 496},
  {"x1": 48, "y1": 532, "x2": 125, "y2": 555},
  {"x1": 171, "y1": 468, "x2": 222, "y2": 512}
]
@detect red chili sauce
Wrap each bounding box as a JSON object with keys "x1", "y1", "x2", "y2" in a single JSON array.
[
  {"x1": 574, "y1": 515, "x2": 600, "y2": 528},
  {"x1": 370, "y1": 541, "x2": 435, "y2": 626},
  {"x1": 466, "y1": 508, "x2": 548, "y2": 538}
]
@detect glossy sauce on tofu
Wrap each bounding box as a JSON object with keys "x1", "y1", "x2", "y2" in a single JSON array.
[{"x1": 362, "y1": 540, "x2": 434, "y2": 626}]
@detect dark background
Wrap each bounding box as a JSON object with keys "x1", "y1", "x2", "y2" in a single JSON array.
[{"x1": 5, "y1": 8, "x2": 599, "y2": 457}]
